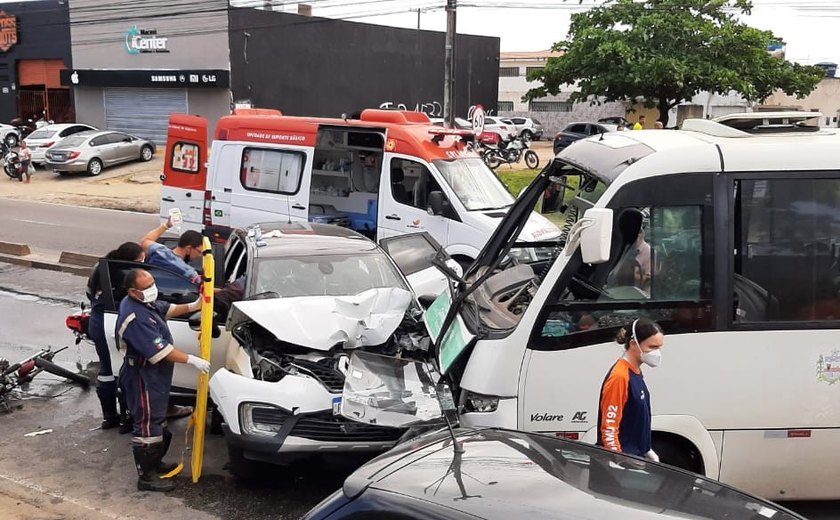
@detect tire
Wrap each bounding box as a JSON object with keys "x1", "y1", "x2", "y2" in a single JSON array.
[
  {"x1": 483, "y1": 151, "x2": 502, "y2": 170},
  {"x1": 34, "y1": 357, "x2": 91, "y2": 387},
  {"x1": 56, "y1": 171, "x2": 73, "y2": 176},
  {"x1": 524, "y1": 150, "x2": 539, "y2": 169},
  {"x1": 652, "y1": 434, "x2": 704, "y2": 474},
  {"x1": 87, "y1": 158, "x2": 103, "y2": 177},
  {"x1": 4, "y1": 133, "x2": 18, "y2": 149},
  {"x1": 522, "y1": 130, "x2": 533, "y2": 141},
  {"x1": 140, "y1": 145, "x2": 154, "y2": 162},
  {"x1": 209, "y1": 401, "x2": 224, "y2": 435},
  {"x1": 226, "y1": 443, "x2": 261, "y2": 479}
]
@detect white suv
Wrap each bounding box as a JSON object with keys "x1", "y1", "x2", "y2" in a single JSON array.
[{"x1": 508, "y1": 117, "x2": 544, "y2": 141}]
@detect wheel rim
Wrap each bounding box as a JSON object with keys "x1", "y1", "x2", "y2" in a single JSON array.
[
  {"x1": 142, "y1": 147, "x2": 152, "y2": 160},
  {"x1": 526, "y1": 152, "x2": 539, "y2": 169},
  {"x1": 6, "y1": 135, "x2": 17, "y2": 147},
  {"x1": 90, "y1": 160, "x2": 101, "y2": 175}
]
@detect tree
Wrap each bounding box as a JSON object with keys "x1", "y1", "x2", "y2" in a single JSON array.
[{"x1": 526, "y1": 0, "x2": 825, "y2": 123}]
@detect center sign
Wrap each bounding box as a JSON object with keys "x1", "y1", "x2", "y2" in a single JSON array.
[{"x1": 125, "y1": 25, "x2": 169, "y2": 55}]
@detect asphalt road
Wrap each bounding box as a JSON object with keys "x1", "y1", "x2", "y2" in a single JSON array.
[{"x1": 0, "y1": 199, "x2": 158, "y2": 255}]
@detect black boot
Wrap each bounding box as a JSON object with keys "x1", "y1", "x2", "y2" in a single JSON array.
[
  {"x1": 157, "y1": 430, "x2": 178, "y2": 474},
  {"x1": 117, "y1": 390, "x2": 132, "y2": 435},
  {"x1": 96, "y1": 382, "x2": 120, "y2": 430},
  {"x1": 132, "y1": 443, "x2": 176, "y2": 492}
]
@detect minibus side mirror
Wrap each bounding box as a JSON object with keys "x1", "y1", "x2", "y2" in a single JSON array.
[
  {"x1": 578, "y1": 208, "x2": 613, "y2": 264},
  {"x1": 428, "y1": 191, "x2": 445, "y2": 216}
]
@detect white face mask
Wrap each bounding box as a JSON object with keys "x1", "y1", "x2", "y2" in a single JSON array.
[
  {"x1": 138, "y1": 284, "x2": 158, "y2": 303},
  {"x1": 639, "y1": 346, "x2": 662, "y2": 368},
  {"x1": 632, "y1": 319, "x2": 662, "y2": 368}
]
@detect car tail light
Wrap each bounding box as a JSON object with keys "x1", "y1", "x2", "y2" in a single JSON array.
[
  {"x1": 39, "y1": 141, "x2": 54, "y2": 148},
  {"x1": 203, "y1": 190, "x2": 213, "y2": 226},
  {"x1": 67, "y1": 151, "x2": 81, "y2": 160}
]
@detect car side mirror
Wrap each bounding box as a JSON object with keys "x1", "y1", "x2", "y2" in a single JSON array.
[
  {"x1": 188, "y1": 311, "x2": 222, "y2": 338},
  {"x1": 428, "y1": 191, "x2": 445, "y2": 216}
]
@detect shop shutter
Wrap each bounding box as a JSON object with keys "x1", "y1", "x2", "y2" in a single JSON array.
[{"x1": 104, "y1": 88, "x2": 187, "y2": 145}]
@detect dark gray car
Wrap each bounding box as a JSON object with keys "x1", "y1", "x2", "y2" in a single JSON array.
[{"x1": 45, "y1": 130, "x2": 156, "y2": 176}]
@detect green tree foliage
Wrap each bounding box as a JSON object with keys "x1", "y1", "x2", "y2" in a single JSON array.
[{"x1": 527, "y1": 0, "x2": 825, "y2": 123}]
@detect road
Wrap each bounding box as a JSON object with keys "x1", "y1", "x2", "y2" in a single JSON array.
[{"x1": 0, "y1": 199, "x2": 158, "y2": 255}]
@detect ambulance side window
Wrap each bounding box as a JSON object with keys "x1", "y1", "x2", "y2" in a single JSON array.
[
  {"x1": 390, "y1": 158, "x2": 441, "y2": 210},
  {"x1": 240, "y1": 147, "x2": 305, "y2": 194},
  {"x1": 171, "y1": 142, "x2": 200, "y2": 173}
]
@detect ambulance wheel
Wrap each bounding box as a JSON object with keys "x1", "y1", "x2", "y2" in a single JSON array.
[
  {"x1": 87, "y1": 158, "x2": 103, "y2": 176},
  {"x1": 226, "y1": 444, "x2": 260, "y2": 479},
  {"x1": 140, "y1": 145, "x2": 154, "y2": 162},
  {"x1": 652, "y1": 433, "x2": 703, "y2": 474}
]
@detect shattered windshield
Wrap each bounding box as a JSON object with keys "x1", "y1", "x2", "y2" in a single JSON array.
[
  {"x1": 252, "y1": 253, "x2": 409, "y2": 297},
  {"x1": 433, "y1": 158, "x2": 515, "y2": 211}
]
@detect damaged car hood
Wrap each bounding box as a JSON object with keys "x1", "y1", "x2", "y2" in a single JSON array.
[{"x1": 229, "y1": 287, "x2": 414, "y2": 351}]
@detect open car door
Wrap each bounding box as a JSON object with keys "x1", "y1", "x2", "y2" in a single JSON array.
[
  {"x1": 161, "y1": 114, "x2": 208, "y2": 230},
  {"x1": 379, "y1": 232, "x2": 461, "y2": 304}
]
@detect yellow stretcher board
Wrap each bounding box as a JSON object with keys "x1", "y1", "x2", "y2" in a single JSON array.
[{"x1": 191, "y1": 237, "x2": 215, "y2": 483}]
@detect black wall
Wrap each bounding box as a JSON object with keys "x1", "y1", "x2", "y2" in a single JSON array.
[
  {"x1": 0, "y1": 0, "x2": 72, "y2": 122},
  {"x1": 228, "y1": 8, "x2": 499, "y2": 119}
]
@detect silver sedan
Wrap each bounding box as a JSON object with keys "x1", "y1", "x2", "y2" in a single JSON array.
[{"x1": 45, "y1": 130, "x2": 156, "y2": 176}]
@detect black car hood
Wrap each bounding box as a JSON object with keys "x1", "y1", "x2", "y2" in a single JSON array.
[{"x1": 350, "y1": 428, "x2": 801, "y2": 520}]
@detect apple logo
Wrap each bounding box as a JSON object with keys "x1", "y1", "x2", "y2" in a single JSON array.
[{"x1": 70, "y1": 71, "x2": 79, "y2": 85}]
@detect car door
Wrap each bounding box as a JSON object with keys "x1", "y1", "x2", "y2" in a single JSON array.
[
  {"x1": 110, "y1": 132, "x2": 136, "y2": 163},
  {"x1": 98, "y1": 260, "x2": 231, "y2": 391},
  {"x1": 379, "y1": 232, "x2": 461, "y2": 303}
]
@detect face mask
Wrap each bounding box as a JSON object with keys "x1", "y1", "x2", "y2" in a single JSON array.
[
  {"x1": 639, "y1": 346, "x2": 662, "y2": 368},
  {"x1": 632, "y1": 318, "x2": 662, "y2": 368},
  {"x1": 138, "y1": 284, "x2": 158, "y2": 303}
]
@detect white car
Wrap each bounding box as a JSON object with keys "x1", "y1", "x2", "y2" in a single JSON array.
[
  {"x1": 0, "y1": 123, "x2": 20, "y2": 148},
  {"x1": 507, "y1": 117, "x2": 544, "y2": 141},
  {"x1": 483, "y1": 116, "x2": 517, "y2": 141},
  {"x1": 96, "y1": 223, "x2": 457, "y2": 476},
  {"x1": 23, "y1": 123, "x2": 97, "y2": 166}
]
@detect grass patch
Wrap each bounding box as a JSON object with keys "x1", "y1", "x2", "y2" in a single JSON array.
[{"x1": 498, "y1": 169, "x2": 540, "y2": 197}]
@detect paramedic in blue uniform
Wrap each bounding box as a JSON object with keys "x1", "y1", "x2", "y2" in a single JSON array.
[
  {"x1": 116, "y1": 268, "x2": 210, "y2": 492},
  {"x1": 596, "y1": 318, "x2": 665, "y2": 462}
]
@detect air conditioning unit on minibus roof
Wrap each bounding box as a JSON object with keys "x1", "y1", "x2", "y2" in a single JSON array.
[{"x1": 683, "y1": 111, "x2": 824, "y2": 136}]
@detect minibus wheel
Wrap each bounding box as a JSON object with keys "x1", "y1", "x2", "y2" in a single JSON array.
[{"x1": 652, "y1": 432, "x2": 704, "y2": 474}]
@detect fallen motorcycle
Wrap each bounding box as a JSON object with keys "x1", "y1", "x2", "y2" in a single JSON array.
[
  {"x1": 0, "y1": 346, "x2": 90, "y2": 411},
  {"x1": 482, "y1": 135, "x2": 539, "y2": 170}
]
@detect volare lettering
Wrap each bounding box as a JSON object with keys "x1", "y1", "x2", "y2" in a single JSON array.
[{"x1": 530, "y1": 413, "x2": 564, "y2": 422}]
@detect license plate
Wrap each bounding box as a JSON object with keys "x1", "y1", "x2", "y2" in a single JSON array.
[{"x1": 332, "y1": 397, "x2": 342, "y2": 416}]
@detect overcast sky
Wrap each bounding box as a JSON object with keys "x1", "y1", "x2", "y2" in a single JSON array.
[{"x1": 249, "y1": 0, "x2": 840, "y2": 65}]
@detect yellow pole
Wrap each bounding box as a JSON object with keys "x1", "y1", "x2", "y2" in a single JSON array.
[{"x1": 191, "y1": 237, "x2": 214, "y2": 483}]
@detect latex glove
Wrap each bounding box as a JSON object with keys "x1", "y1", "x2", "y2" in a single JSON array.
[
  {"x1": 186, "y1": 354, "x2": 211, "y2": 374},
  {"x1": 187, "y1": 297, "x2": 202, "y2": 313},
  {"x1": 645, "y1": 450, "x2": 660, "y2": 463}
]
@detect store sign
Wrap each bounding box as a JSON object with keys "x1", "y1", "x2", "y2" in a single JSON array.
[
  {"x1": 125, "y1": 25, "x2": 169, "y2": 55},
  {"x1": 0, "y1": 12, "x2": 17, "y2": 53},
  {"x1": 61, "y1": 69, "x2": 230, "y2": 89}
]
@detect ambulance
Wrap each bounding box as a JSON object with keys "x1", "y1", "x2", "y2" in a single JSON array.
[{"x1": 160, "y1": 109, "x2": 560, "y2": 265}]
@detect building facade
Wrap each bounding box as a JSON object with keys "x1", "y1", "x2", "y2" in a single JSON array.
[
  {"x1": 761, "y1": 77, "x2": 840, "y2": 127},
  {"x1": 0, "y1": 1, "x2": 73, "y2": 124},
  {"x1": 497, "y1": 50, "x2": 625, "y2": 137}
]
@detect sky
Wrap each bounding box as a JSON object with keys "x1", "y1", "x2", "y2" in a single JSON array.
[{"x1": 239, "y1": 0, "x2": 840, "y2": 65}]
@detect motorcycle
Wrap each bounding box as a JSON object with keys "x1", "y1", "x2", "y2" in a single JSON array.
[
  {"x1": 3, "y1": 147, "x2": 23, "y2": 180},
  {"x1": 482, "y1": 135, "x2": 540, "y2": 170},
  {"x1": 10, "y1": 117, "x2": 35, "y2": 140}
]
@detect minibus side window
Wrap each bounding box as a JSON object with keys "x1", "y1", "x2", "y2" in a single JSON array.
[
  {"x1": 390, "y1": 158, "x2": 441, "y2": 211},
  {"x1": 533, "y1": 205, "x2": 713, "y2": 349},
  {"x1": 734, "y1": 178, "x2": 840, "y2": 323}
]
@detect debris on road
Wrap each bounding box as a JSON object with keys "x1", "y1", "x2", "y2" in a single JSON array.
[{"x1": 23, "y1": 428, "x2": 52, "y2": 437}]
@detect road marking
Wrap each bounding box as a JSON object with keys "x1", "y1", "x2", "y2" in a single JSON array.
[
  {"x1": 0, "y1": 198, "x2": 157, "y2": 217},
  {"x1": 0, "y1": 473, "x2": 140, "y2": 520},
  {"x1": 13, "y1": 218, "x2": 59, "y2": 226}
]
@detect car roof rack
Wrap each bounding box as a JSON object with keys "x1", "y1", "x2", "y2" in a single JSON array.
[{"x1": 682, "y1": 111, "x2": 824, "y2": 137}]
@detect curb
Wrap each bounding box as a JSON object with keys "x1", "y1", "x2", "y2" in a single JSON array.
[{"x1": 0, "y1": 241, "x2": 94, "y2": 277}]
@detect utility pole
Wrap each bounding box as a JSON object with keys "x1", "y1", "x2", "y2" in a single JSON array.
[
  {"x1": 416, "y1": 8, "x2": 421, "y2": 30},
  {"x1": 443, "y1": 0, "x2": 457, "y2": 129}
]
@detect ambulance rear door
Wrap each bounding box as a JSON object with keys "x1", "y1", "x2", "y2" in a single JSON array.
[{"x1": 161, "y1": 114, "x2": 208, "y2": 230}]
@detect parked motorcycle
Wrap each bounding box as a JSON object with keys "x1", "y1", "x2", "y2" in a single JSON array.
[
  {"x1": 4, "y1": 147, "x2": 23, "y2": 180},
  {"x1": 482, "y1": 135, "x2": 540, "y2": 170},
  {"x1": 10, "y1": 117, "x2": 34, "y2": 140}
]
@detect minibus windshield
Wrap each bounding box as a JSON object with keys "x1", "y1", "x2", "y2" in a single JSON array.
[{"x1": 433, "y1": 158, "x2": 515, "y2": 211}]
